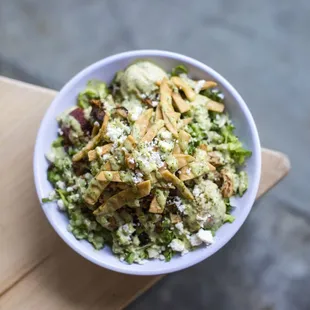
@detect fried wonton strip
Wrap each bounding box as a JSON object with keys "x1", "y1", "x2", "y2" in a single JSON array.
[
  {"x1": 178, "y1": 130, "x2": 191, "y2": 152},
  {"x1": 72, "y1": 114, "x2": 110, "y2": 162},
  {"x1": 160, "y1": 170, "x2": 193, "y2": 200},
  {"x1": 83, "y1": 178, "x2": 109, "y2": 205},
  {"x1": 174, "y1": 154, "x2": 195, "y2": 169},
  {"x1": 201, "y1": 81, "x2": 218, "y2": 90},
  {"x1": 171, "y1": 92, "x2": 190, "y2": 113},
  {"x1": 149, "y1": 189, "x2": 169, "y2": 214},
  {"x1": 96, "y1": 171, "x2": 124, "y2": 182},
  {"x1": 155, "y1": 104, "x2": 163, "y2": 121},
  {"x1": 88, "y1": 143, "x2": 113, "y2": 162},
  {"x1": 93, "y1": 180, "x2": 151, "y2": 215},
  {"x1": 141, "y1": 120, "x2": 165, "y2": 142},
  {"x1": 206, "y1": 100, "x2": 224, "y2": 113},
  {"x1": 132, "y1": 108, "x2": 153, "y2": 139},
  {"x1": 171, "y1": 76, "x2": 196, "y2": 102},
  {"x1": 123, "y1": 135, "x2": 136, "y2": 152}
]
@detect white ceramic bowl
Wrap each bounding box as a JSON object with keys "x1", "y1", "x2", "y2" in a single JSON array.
[{"x1": 34, "y1": 50, "x2": 261, "y2": 275}]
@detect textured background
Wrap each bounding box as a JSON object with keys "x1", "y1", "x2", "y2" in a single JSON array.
[{"x1": 1, "y1": 0, "x2": 309, "y2": 309}]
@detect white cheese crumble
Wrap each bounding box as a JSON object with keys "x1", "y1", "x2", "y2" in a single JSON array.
[
  {"x1": 151, "y1": 100, "x2": 159, "y2": 107},
  {"x1": 172, "y1": 196, "x2": 186, "y2": 213},
  {"x1": 56, "y1": 181, "x2": 65, "y2": 190},
  {"x1": 57, "y1": 199, "x2": 65, "y2": 211},
  {"x1": 160, "y1": 130, "x2": 172, "y2": 140},
  {"x1": 57, "y1": 128, "x2": 64, "y2": 136},
  {"x1": 106, "y1": 120, "x2": 130, "y2": 142},
  {"x1": 169, "y1": 239, "x2": 185, "y2": 252},
  {"x1": 197, "y1": 229, "x2": 214, "y2": 244},
  {"x1": 175, "y1": 222, "x2": 185, "y2": 233},
  {"x1": 190, "y1": 229, "x2": 214, "y2": 247},
  {"x1": 194, "y1": 80, "x2": 206, "y2": 93},
  {"x1": 130, "y1": 105, "x2": 143, "y2": 121}
]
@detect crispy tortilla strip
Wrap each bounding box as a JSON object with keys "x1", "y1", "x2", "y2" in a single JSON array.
[
  {"x1": 160, "y1": 78, "x2": 174, "y2": 112},
  {"x1": 173, "y1": 143, "x2": 181, "y2": 154},
  {"x1": 88, "y1": 143, "x2": 113, "y2": 161},
  {"x1": 201, "y1": 81, "x2": 218, "y2": 90},
  {"x1": 96, "y1": 171, "x2": 123, "y2": 182},
  {"x1": 160, "y1": 170, "x2": 193, "y2": 200},
  {"x1": 179, "y1": 162, "x2": 216, "y2": 181},
  {"x1": 206, "y1": 100, "x2": 224, "y2": 113},
  {"x1": 73, "y1": 114, "x2": 110, "y2": 162},
  {"x1": 170, "y1": 213, "x2": 182, "y2": 223},
  {"x1": 141, "y1": 120, "x2": 165, "y2": 142},
  {"x1": 91, "y1": 122, "x2": 100, "y2": 138},
  {"x1": 83, "y1": 178, "x2": 109, "y2": 205},
  {"x1": 149, "y1": 189, "x2": 169, "y2": 214},
  {"x1": 93, "y1": 180, "x2": 151, "y2": 215},
  {"x1": 221, "y1": 169, "x2": 234, "y2": 198},
  {"x1": 171, "y1": 76, "x2": 196, "y2": 101},
  {"x1": 155, "y1": 104, "x2": 163, "y2": 121},
  {"x1": 178, "y1": 130, "x2": 191, "y2": 152},
  {"x1": 123, "y1": 135, "x2": 136, "y2": 152},
  {"x1": 171, "y1": 92, "x2": 190, "y2": 113},
  {"x1": 162, "y1": 110, "x2": 179, "y2": 138},
  {"x1": 179, "y1": 117, "x2": 192, "y2": 128},
  {"x1": 174, "y1": 154, "x2": 195, "y2": 169},
  {"x1": 198, "y1": 143, "x2": 208, "y2": 152},
  {"x1": 115, "y1": 107, "x2": 128, "y2": 118},
  {"x1": 132, "y1": 108, "x2": 153, "y2": 139}
]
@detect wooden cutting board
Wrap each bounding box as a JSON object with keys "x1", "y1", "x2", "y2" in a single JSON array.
[{"x1": 0, "y1": 76, "x2": 290, "y2": 310}]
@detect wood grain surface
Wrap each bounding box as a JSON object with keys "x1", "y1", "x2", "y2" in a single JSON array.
[{"x1": 0, "y1": 76, "x2": 290, "y2": 310}]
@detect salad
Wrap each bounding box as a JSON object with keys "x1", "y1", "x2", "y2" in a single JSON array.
[{"x1": 43, "y1": 61, "x2": 251, "y2": 264}]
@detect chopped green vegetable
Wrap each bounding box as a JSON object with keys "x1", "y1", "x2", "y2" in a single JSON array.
[{"x1": 171, "y1": 64, "x2": 188, "y2": 76}]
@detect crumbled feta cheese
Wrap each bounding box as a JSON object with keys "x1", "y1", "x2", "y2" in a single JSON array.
[
  {"x1": 175, "y1": 222, "x2": 184, "y2": 233},
  {"x1": 194, "y1": 80, "x2": 206, "y2": 93},
  {"x1": 186, "y1": 168, "x2": 191, "y2": 175},
  {"x1": 48, "y1": 190, "x2": 56, "y2": 200},
  {"x1": 169, "y1": 239, "x2": 185, "y2": 252},
  {"x1": 147, "y1": 248, "x2": 160, "y2": 258},
  {"x1": 102, "y1": 154, "x2": 110, "y2": 161},
  {"x1": 140, "y1": 94, "x2": 147, "y2": 99},
  {"x1": 106, "y1": 120, "x2": 130, "y2": 142},
  {"x1": 56, "y1": 181, "x2": 65, "y2": 190},
  {"x1": 190, "y1": 234, "x2": 202, "y2": 246},
  {"x1": 57, "y1": 128, "x2": 64, "y2": 136},
  {"x1": 158, "y1": 140, "x2": 174, "y2": 153},
  {"x1": 197, "y1": 229, "x2": 214, "y2": 244},
  {"x1": 190, "y1": 229, "x2": 214, "y2": 247},
  {"x1": 130, "y1": 105, "x2": 143, "y2": 121},
  {"x1": 128, "y1": 157, "x2": 135, "y2": 164},
  {"x1": 66, "y1": 186, "x2": 74, "y2": 192},
  {"x1": 132, "y1": 172, "x2": 143, "y2": 184},
  {"x1": 159, "y1": 254, "x2": 165, "y2": 260},
  {"x1": 94, "y1": 121, "x2": 100, "y2": 127},
  {"x1": 57, "y1": 199, "x2": 65, "y2": 211},
  {"x1": 160, "y1": 130, "x2": 172, "y2": 140},
  {"x1": 151, "y1": 100, "x2": 159, "y2": 107},
  {"x1": 173, "y1": 196, "x2": 186, "y2": 213}
]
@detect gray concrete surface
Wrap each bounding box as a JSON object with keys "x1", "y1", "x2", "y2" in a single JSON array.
[{"x1": 1, "y1": 0, "x2": 309, "y2": 309}]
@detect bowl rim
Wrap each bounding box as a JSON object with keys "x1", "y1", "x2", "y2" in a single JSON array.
[{"x1": 33, "y1": 49, "x2": 261, "y2": 275}]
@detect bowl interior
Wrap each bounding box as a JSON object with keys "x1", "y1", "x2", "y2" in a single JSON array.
[{"x1": 34, "y1": 50, "x2": 261, "y2": 275}]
